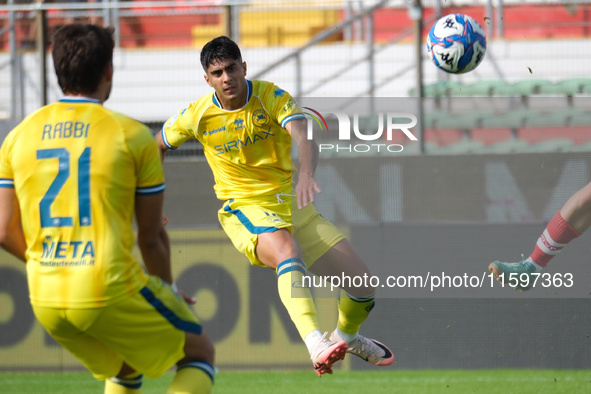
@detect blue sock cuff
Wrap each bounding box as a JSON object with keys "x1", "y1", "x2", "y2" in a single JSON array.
[
  {"x1": 276, "y1": 257, "x2": 306, "y2": 277},
  {"x1": 343, "y1": 291, "x2": 376, "y2": 303},
  {"x1": 109, "y1": 374, "x2": 143, "y2": 389},
  {"x1": 178, "y1": 361, "x2": 216, "y2": 382}
]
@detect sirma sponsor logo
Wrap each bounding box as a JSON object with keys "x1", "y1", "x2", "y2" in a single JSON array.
[{"x1": 214, "y1": 128, "x2": 275, "y2": 155}]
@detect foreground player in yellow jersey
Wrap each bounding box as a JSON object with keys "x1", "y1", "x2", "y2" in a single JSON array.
[
  {"x1": 157, "y1": 36, "x2": 393, "y2": 376},
  {"x1": 0, "y1": 25, "x2": 214, "y2": 393}
]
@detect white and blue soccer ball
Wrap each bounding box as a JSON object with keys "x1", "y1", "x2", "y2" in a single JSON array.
[{"x1": 427, "y1": 13, "x2": 487, "y2": 74}]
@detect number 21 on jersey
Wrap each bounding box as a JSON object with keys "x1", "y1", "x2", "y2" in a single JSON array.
[{"x1": 36, "y1": 147, "x2": 91, "y2": 228}]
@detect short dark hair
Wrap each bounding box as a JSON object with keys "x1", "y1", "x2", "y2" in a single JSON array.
[
  {"x1": 52, "y1": 24, "x2": 114, "y2": 95},
  {"x1": 200, "y1": 36, "x2": 242, "y2": 71}
]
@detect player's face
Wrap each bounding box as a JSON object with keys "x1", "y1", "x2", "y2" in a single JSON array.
[{"x1": 204, "y1": 58, "x2": 248, "y2": 110}]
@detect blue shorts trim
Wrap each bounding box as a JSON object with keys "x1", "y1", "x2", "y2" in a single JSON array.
[
  {"x1": 224, "y1": 199, "x2": 279, "y2": 234},
  {"x1": 140, "y1": 287, "x2": 202, "y2": 335}
]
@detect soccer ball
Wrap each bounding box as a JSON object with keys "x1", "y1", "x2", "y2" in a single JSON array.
[{"x1": 427, "y1": 13, "x2": 487, "y2": 74}]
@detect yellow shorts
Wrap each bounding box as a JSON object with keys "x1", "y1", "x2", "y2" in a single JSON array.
[
  {"x1": 218, "y1": 195, "x2": 345, "y2": 268},
  {"x1": 32, "y1": 275, "x2": 202, "y2": 380}
]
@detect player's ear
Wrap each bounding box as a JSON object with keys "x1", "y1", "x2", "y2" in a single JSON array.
[
  {"x1": 242, "y1": 61, "x2": 247, "y2": 76},
  {"x1": 204, "y1": 73, "x2": 211, "y2": 86},
  {"x1": 104, "y1": 61, "x2": 113, "y2": 82}
]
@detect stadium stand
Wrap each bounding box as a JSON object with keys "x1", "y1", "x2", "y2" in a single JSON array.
[
  {"x1": 454, "y1": 80, "x2": 506, "y2": 96},
  {"x1": 414, "y1": 77, "x2": 591, "y2": 98},
  {"x1": 539, "y1": 77, "x2": 591, "y2": 96},
  {"x1": 434, "y1": 110, "x2": 495, "y2": 130},
  {"x1": 518, "y1": 126, "x2": 591, "y2": 146},
  {"x1": 480, "y1": 108, "x2": 537, "y2": 129},
  {"x1": 569, "y1": 111, "x2": 591, "y2": 126},
  {"x1": 2, "y1": 2, "x2": 591, "y2": 156},
  {"x1": 492, "y1": 78, "x2": 551, "y2": 97},
  {"x1": 523, "y1": 138, "x2": 575, "y2": 152},
  {"x1": 477, "y1": 137, "x2": 530, "y2": 154},
  {"x1": 470, "y1": 127, "x2": 514, "y2": 146},
  {"x1": 192, "y1": 7, "x2": 341, "y2": 48},
  {"x1": 410, "y1": 71, "x2": 591, "y2": 154},
  {"x1": 428, "y1": 138, "x2": 485, "y2": 154},
  {"x1": 420, "y1": 103, "x2": 591, "y2": 154},
  {"x1": 524, "y1": 107, "x2": 585, "y2": 127}
]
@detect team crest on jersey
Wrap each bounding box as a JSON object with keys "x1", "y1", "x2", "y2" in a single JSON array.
[
  {"x1": 274, "y1": 88, "x2": 286, "y2": 97},
  {"x1": 252, "y1": 109, "x2": 270, "y2": 127}
]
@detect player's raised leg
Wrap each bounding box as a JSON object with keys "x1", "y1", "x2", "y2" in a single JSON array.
[
  {"x1": 310, "y1": 239, "x2": 394, "y2": 366},
  {"x1": 258, "y1": 230, "x2": 348, "y2": 376},
  {"x1": 489, "y1": 209, "x2": 582, "y2": 291},
  {"x1": 489, "y1": 181, "x2": 591, "y2": 291}
]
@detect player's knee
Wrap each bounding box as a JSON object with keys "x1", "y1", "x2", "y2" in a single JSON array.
[
  {"x1": 571, "y1": 183, "x2": 591, "y2": 208},
  {"x1": 116, "y1": 362, "x2": 138, "y2": 378},
  {"x1": 181, "y1": 332, "x2": 215, "y2": 366},
  {"x1": 258, "y1": 230, "x2": 303, "y2": 267}
]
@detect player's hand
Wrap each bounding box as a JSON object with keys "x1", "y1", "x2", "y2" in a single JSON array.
[
  {"x1": 178, "y1": 289, "x2": 196, "y2": 305},
  {"x1": 171, "y1": 283, "x2": 196, "y2": 304},
  {"x1": 295, "y1": 171, "x2": 322, "y2": 209},
  {"x1": 173, "y1": 286, "x2": 197, "y2": 305}
]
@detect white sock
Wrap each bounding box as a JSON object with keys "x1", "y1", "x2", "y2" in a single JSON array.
[
  {"x1": 304, "y1": 330, "x2": 323, "y2": 354},
  {"x1": 525, "y1": 257, "x2": 544, "y2": 272},
  {"x1": 335, "y1": 327, "x2": 358, "y2": 344}
]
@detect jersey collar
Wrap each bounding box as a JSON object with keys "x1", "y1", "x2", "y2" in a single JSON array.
[
  {"x1": 212, "y1": 79, "x2": 252, "y2": 110},
  {"x1": 59, "y1": 96, "x2": 101, "y2": 104}
]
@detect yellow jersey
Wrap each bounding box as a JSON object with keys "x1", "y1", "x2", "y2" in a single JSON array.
[
  {"x1": 161, "y1": 80, "x2": 306, "y2": 200},
  {"x1": 0, "y1": 97, "x2": 164, "y2": 308}
]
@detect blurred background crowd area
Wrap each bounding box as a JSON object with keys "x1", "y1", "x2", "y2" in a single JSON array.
[
  {"x1": 1, "y1": 1, "x2": 591, "y2": 155},
  {"x1": 1, "y1": 1, "x2": 590, "y2": 51}
]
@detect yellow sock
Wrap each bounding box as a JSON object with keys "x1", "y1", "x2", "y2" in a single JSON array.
[
  {"x1": 104, "y1": 373, "x2": 142, "y2": 394},
  {"x1": 337, "y1": 291, "x2": 376, "y2": 335},
  {"x1": 167, "y1": 362, "x2": 215, "y2": 394},
  {"x1": 277, "y1": 258, "x2": 319, "y2": 340}
]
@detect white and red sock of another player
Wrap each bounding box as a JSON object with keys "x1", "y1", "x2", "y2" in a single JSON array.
[{"x1": 527, "y1": 210, "x2": 581, "y2": 271}]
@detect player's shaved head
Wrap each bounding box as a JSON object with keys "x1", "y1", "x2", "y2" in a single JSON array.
[{"x1": 200, "y1": 36, "x2": 242, "y2": 71}]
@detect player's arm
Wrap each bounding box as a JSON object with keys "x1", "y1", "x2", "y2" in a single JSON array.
[
  {"x1": 286, "y1": 117, "x2": 322, "y2": 209},
  {"x1": 149, "y1": 131, "x2": 194, "y2": 302},
  {"x1": 0, "y1": 187, "x2": 27, "y2": 262},
  {"x1": 154, "y1": 129, "x2": 173, "y2": 225},
  {"x1": 154, "y1": 130, "x2": 169, "y2": 163},
  {"x1": 155, "y1": 107, "x2": 192, "y2": 163},
  {"x1": 135, "y1": 191, "x2": 173, "y2": 284}
]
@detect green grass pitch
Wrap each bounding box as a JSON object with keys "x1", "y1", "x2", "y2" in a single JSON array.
[{"x1": 1, "y1": 370, "x2": 590, "y2": 393}]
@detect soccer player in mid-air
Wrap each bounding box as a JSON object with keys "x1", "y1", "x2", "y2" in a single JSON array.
[
  {"x1": 489, "y1": 182, "x2": 591, "y2": 290},
  {"x1": 156, "y1": 36, "x2": 394, "y2": 376},
  {"x1": 0, "y1": 24, "x2": 215, "y2": 393}
]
